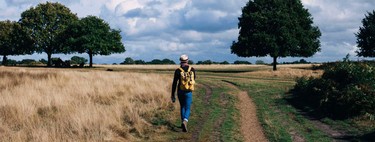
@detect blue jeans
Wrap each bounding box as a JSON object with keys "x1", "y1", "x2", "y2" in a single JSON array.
[{"x1": 178, "y1": 90, "x2": 192, "y2": 122}]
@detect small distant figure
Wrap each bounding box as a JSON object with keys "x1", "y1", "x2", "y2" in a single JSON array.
[{"x1": 171, "y1": 54, "x2": 196, "y2": 132}]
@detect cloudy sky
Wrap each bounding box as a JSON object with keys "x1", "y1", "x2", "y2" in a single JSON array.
[{"x1": 1, "y1": 0, "x2": 374, "y2": 64}]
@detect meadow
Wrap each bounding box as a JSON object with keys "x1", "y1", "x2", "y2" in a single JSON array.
[
  {"x1": 0, "y1": 64, "x2": 373, "y2": 141},
  {"x1": 0, "y1": 67, "x2": 172, "y2": 141}
]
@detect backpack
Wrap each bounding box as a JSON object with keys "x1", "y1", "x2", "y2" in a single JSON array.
[{"x1": 178, "y1": 66, "x2": 195, "y2": 91}]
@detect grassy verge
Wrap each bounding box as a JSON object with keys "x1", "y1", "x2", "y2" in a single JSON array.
[
  {"x1": 197, "y1": 79, "x2": 242, "y2": 142},
  {"x1": 232, "y1": 79, "x2": 331, "y2": 142},
  {"x1": 90, "y1": 65, "x2": 373, "y2": 141}
]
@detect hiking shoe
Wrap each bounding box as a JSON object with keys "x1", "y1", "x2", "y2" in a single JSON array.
[{"x1": 182, "y1": 120, "x2": 188, "y2": 132}]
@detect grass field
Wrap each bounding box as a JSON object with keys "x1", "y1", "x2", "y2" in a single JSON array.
[
  {"x1": 0, "y1": 66, "x2": 172, "y2": 141},
  {"x1": 0, "y1": 64, "x2": 373, "y2": 141}
]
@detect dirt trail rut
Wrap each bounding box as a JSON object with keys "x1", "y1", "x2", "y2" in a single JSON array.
[{"x1": 224, "y1": 81, "x2": 268, "y2": 142}]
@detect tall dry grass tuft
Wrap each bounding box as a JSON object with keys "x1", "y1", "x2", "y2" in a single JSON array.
[{"x1": 0, "y1": 67, "x2": 172, "y2": 141}]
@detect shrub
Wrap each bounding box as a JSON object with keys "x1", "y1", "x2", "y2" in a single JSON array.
[{"x1": 292, "y1": 61, "x2": 375, "y2": 119}]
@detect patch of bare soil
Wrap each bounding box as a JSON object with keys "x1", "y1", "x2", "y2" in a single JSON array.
[{"x1": 224, "y1": 81, "x2": 268, "y2": 142}]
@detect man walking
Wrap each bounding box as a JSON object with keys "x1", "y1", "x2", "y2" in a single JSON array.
[{"x1": 171, "y1": 54, "x2": 196, "y2": 132}]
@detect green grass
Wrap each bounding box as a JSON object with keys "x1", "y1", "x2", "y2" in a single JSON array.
[
  {"x1": 232, "y1": 79, "x2": 331, "y2": 142},
  {"x1": 101, "y1": 64, "x2": 373, "y2": 141},
  {"x1": 198, "y1": 79, "x2": 242, "y2": 142},
  {"x1": 141, "y1": 65, "x2": 332, "y2": 141},
  {"x1": 167, "y1": 78, "x2": 242, "y2": 141}
]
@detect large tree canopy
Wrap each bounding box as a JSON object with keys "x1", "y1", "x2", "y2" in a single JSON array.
[
  {"x1": 19, "y1": 2, "x2": 78, "y2": 67},
  {"x1": 0, "y1": 20, "x2": 33, "y2": 65},
  {"x1": 356, "y1": 10, "x2": 375, "y2": 57},
  {"x1": 61, "y1": 16, "x2": 125, "y2": 67},
  {"x1": 231, "y1": 0, "x2": 321, "y2": 70}
]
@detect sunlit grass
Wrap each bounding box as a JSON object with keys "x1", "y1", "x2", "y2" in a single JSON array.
[
  {"x1": 0, "y1": 64, "x2": 338, "y2": 141},
  {"x1": 0, "y1": 67, "x2": 172, "y2": 141}
]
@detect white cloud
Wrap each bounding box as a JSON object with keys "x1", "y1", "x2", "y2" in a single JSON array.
[
  {"x1": 301, "y1": 0, "x2": 375, "y2": 61},
  {"x1": 114, "y1": 0, "x2": 143, "y2": 16},
  {"x1": 2, "y1": 0, "x2": 375, "y2": 63}
]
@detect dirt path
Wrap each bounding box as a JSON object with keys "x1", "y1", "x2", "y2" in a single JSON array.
[
  {"x1": 224, "y1": 81, "x2": 268, "y2": 142},
  {"x1": 185, "y1": 81, "x2": 268, "y2": 142}
]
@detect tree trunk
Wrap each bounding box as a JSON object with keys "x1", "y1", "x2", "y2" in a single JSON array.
[
  {"x1": 273, "y1": 56, "x2": 277, "y2": 71},
  {"x1": 89, "y1": 50, "x2": 93, "y2": 67},
  {"x1": 2, "y1": 55, "x2": 7, "y2": 66},
  {"x1": 47, "y1": 53, "x2": 52, "y2": 67}
]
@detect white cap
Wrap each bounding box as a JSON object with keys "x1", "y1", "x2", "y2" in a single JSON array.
[{"x1": 180, "y1": 54, "x2": 189, "y2": 62}]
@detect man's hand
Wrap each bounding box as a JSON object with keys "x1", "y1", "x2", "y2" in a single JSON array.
[{"x1": 171, "y1": 96, "x2": 176, "y2": 103}]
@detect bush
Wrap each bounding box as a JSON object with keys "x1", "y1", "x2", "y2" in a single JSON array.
[
  {"x1": 220, "y1": 61, "x2": 230, "y2": 64},
  {"x1": 292, "y1": 61, "x2": 375, "y2": 119}
]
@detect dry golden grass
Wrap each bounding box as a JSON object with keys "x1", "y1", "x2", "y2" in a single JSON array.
[
  {"x1": 0, "y1": 64, "x2": 322, "y2": 141},
  {"x1": 0, "y1": 67, "x2": 172, "y2": 141},
  {"x1": 242, "y1": 67, "x2": 323, "y2": 79}
]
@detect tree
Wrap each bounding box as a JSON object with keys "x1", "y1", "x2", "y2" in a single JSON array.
[
  {"x1": 255, "y1": 60, "x2": 265, "y2": 65},
  {"x1": 6, "y1": 59, "x2": 18, "y2": 66},
  {"x1": 20, "y1": 2, "x2": 78, "y2": 67},
  {"x1": 39, "y1": 58, "x2": 47, "y2": 64},
  {"x1": 19, "y1": 59, "x2": 36, "y2": 65},
  {"x1": 148, "y1": 59, "x2": 163, "y2": 64},
  {"x1": 61, "y1": 16, "x2": 125, "y2": 67},
  {"x1": 231, "y1": 0, "x2": 321, "y2": 70},
  {"x1": 70, "y1": 56, "x2": 87, "y2": 64},
  {"x1": 134, "y1": 59, "x2": 146, "y2": 64},
  {"x1": 299, "y1": 59, "x2": 308, "y2": 64},
  {"x1": 161, "y1": 58, "x2": 176, "y2": 64},
  {"x1": 122, "y1": 57, "x2": 135, "y2": 64},
  {"x1": 220, "y1": 61, "x2": 230, "y2": 65},
  {"x1": 356, "y1": 10, "x2": 375, "y2": 57},
  {"x1": 197, "y1": 60, "x2": 213, "y2": 65},
  {"x1": 188, "y1": 60, "x2": 194, "y2": 65},
  {"x1": 0, "y1": 20, "x2": 33, "y2": 65},
  {"x1": 234, "y1": 60, "x2": 251, "y2": 64}
]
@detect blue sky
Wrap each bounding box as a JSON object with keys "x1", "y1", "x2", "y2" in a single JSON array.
[{"x1": 1, "y1": 0, "x2": 375, "y2": 64}]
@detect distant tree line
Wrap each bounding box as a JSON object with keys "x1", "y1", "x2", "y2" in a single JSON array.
[
  {"x1": 0, "y1": 2, "x2": 125, "y2": 67},
  {"x1": 0, "y1": 56, "x2": 88, "y2": 67},
  {"x1": 121, "y1": 58, "x2": 176, "y2": 65},
  {"x1": 120, "y1": 57, "x2": 257, "y2": 65},
  {"x1": 119, "y1": 57, "x2": 314, "y2": 65},
  {"x1": 281, "y1": 59, "x2": 310, "y2": 64}
]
